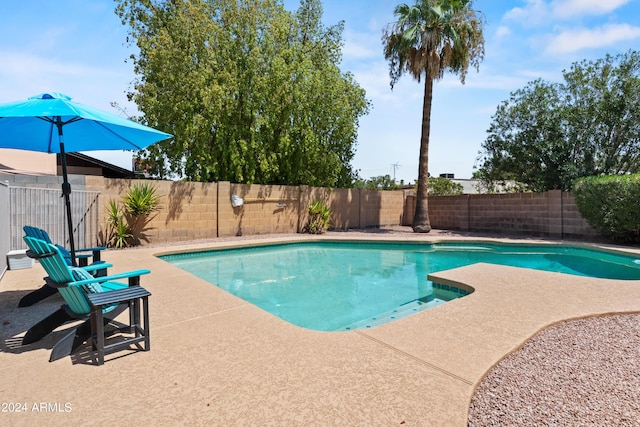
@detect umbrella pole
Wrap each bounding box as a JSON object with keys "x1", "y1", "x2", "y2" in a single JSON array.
[{"x1": 56, "y1": 123, "x2": 77, "y2": 266}]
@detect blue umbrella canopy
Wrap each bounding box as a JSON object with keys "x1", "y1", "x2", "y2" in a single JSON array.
[
  {"x1": 0, "y1": 92, "x2": 172, "y2": 261},
  {"x1": 0, "y1": 93, "x2": 171, "y2": 153}
]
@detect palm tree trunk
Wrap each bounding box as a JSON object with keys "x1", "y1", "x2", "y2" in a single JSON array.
[{"x1": 413, "y1": 71, "x2": 433, "y2": 233}]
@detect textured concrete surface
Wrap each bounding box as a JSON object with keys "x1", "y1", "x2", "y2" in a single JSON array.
[{"x1": 1, "y1": 229, "x2": 639, "y2": 426}]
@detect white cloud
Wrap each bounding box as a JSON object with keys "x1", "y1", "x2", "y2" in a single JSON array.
[
  {"x1": 439, "y1": 69, "x2": 551, "y2": 92},
  {"x1": 504, "y1": 0, "x2": 550, "y2": 26},
  {"x1": 342, "y1": 29, "x2": 381, "y2": 61},
  {"x1": 366, "y1": 16, "x2": 383, "y2": 33},
  {"x1": 551, "y1": 0, "x2": 631, "y2": 18},
  {"x1": 495, "y1": 26, "x2": 511, "y2": 39},
  {"x1": 505, "y1": 0, "x2": 631, "y2": 25},
  {"x1": 351, "y1": 60, "x2": 423, "y2": 106},
  {"x1": 455, "y1": 73, "x2": 531, "y2": 91},
  {"x1": 544, "y1": 23, "x2": 640, "y2": 55}
]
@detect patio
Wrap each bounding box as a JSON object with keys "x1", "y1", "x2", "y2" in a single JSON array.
[{"x1": 1, "y1": 229, "x2": 639, "y2": 425}]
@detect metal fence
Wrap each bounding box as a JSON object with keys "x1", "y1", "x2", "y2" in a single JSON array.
[
  {"x1": 9, "y1": 187, "x2": 101, "y2": 251},
  {"x1": 0, "y1": 183, "x2": 9, "y2": 277}
]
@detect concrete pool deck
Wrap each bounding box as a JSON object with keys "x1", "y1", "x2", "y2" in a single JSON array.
[{"x1": 1, "y1": 228, "x2": 639, "y2": 426}]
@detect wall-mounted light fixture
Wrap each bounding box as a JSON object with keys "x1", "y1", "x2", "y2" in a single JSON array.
[{"x1": 231, "y1": 194, "x2": 244, "y2": 207}]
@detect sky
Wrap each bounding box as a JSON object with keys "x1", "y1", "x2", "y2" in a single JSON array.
[{"x1": 2, "y1": 0, "x2": 640, "y2": 184}]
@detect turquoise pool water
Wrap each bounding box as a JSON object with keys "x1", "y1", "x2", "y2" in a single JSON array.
[{"x1": 160, "y1": 242, "x2": 640, "y2": 331}]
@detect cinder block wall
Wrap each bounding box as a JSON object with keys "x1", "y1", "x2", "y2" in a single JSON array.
[
  {"x1": 85, "y1": 178, "x2": 406, "y2": 243},
  {"x1": 82, "y1": 177, "x2": 599, "y2": 243},
  {"x1": 326, "y1": 188, "x2": 359, "y2": 231},
  {"x1": 85, "y1": 177, "x2": 219, "y2": 244},
  {"x1": 417, "y1": 190, "x2": 598, "y2": 239},
  {"x1": 561, "y1": 192, "x2": 598, "y2": 239},
  {"x1": 426, "y1": 194, "x2": 470, "y2": 230},
  {"x1": 360, "y1": 189, "x2": 405, "y2": 228},
  {"x1": 469, "y1": 192, "x2": 551, "y2": 235},
  {"x1": 224, "y1": 183, "x2": 300, "y2": 237}
]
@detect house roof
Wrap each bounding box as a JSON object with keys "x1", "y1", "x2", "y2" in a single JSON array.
[
  {"x1": 0, "y1": 148, "x2": 136, "y2": 178},
  {"x1": 60, "y1": 152, "x2": 136, "y2": 178}
]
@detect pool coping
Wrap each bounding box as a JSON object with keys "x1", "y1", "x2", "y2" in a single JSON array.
[{"x1": 2, "y1": 229, "x2": 640, "y2": 425}]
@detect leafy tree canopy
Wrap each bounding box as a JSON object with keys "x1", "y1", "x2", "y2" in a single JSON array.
[
  {"x1": 115, "y1": 0, "x2": 370, "y2": 187},
  {"x1": 475, "y1": 50, "x2": 640, "y2": 192},
  {"x1": 428, "y1": 177, "x2": 463, "y2": 195},
  {"x1": 354, "y1": 175, "x2": 401, "y2": 190}
]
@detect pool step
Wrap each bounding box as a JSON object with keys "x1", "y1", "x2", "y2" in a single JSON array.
[{"x1": 342, "y1": 297, "x2": 447, "y2": 331}]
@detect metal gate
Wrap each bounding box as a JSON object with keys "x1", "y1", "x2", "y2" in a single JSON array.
[{"x1": 9, "y1": 187, "x2": 101, "y2": 251}]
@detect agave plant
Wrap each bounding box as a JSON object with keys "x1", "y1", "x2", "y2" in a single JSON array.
[
  {"x1": 103, "y1": 182, "x2": 160, "y2": 249},
  {"x1": 123, "y1": 182, "x2": 160, "y2": 217},
  {"x1": 121, "y1": 182, "x2": 161, "y2": 246}
]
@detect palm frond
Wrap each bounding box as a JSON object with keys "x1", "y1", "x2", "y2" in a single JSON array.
[{"x1": 382, "y1": 0, "x2": 484, "y2": 86}]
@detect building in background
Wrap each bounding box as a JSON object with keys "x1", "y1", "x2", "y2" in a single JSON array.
[{"x1": 1, "y1": 149, "x2": 135, "y2": 178}]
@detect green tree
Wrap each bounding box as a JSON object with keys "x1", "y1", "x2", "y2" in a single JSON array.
[
  {"x1": 476, "y1": 50, "x2": 640, "y2": 191},
  {"x1": 116, "y1": 0, "x2": 369, "y2": 186},
  {"x1": 428, "y1": 177, "x2": 463, "y2": 195},
  {"x1": 355, "y1": 175, "x2": 401, "y2": 190},
  {"x1": 382, "y1": 0, "x2": 484, "y2": 233},
  {"x1": 475, "y1": 79, "x2": 569, "y2": 192}
]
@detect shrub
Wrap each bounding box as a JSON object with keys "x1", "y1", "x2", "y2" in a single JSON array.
[
  {"x1": 573, "y1": 174, "x2": 640, "y2": 243},
  {"x1": 305, "y1": 200, "x2": 332, "y2": 234},
  {"x1": 104, "y1": 199, "x2": 132, "y2": 249},
  {"x1": 103, "y1": 182, "x2": 160, "y2": 248}
]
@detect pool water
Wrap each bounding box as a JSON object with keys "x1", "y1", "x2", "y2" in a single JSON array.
[{"x1": 160, "y1": 242, "x2": 640, "y2": 331}]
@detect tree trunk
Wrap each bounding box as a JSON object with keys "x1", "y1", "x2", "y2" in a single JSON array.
[{"x1": 413, "y1": 72, "x2": 433, "y2": 233}]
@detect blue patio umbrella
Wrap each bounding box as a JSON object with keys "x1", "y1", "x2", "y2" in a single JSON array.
[{"x1": 0, "y1": 92, "x2": 172, "y2": 262}]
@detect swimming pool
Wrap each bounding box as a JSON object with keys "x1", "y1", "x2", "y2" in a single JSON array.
[{"x1": 160, "y1": 241, "x2": 640, "y2": 331}]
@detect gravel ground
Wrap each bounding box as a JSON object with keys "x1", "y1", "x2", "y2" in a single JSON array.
[{"x1": 468, "y1": 313, "x2": 640, "y2": 426}]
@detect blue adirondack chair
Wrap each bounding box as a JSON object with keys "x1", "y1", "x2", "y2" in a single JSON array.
[
  {"x1": 22, "y1": 236, "x2": 150, "y2": 362},
  {"x1": 19, "y1": 226, "x2": 109, "y2": 307},
  {"x1": 23, "y1": 225, "x2": 107, "y2": 267}
]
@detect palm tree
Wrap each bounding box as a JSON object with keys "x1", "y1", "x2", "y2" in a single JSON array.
[{"x1": 383, "y1": 0, "x2": 484, "y2": 232}]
